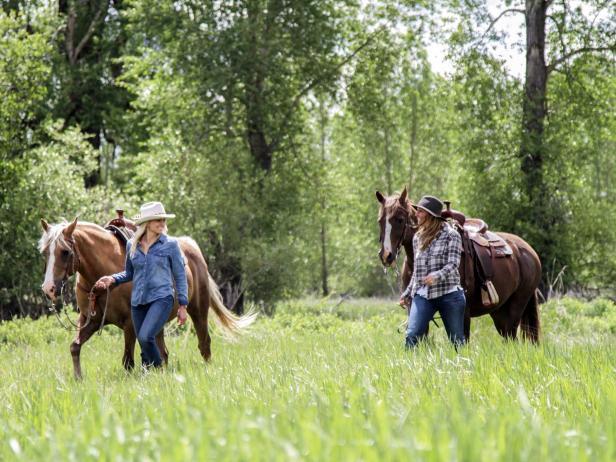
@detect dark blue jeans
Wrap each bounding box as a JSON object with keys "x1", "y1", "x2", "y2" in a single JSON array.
[
  {"x1": 406, "y1": 290, "x2": 467, "y2": 349},
  {"x1": 131, "y1": 295, "x2": 174, "y2": 368}
]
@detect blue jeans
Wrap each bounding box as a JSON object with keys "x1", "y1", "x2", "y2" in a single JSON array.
[
  {"x1": 131, "y1": 295, "x2": 174, "y2": 367},
  {"x1": 406, "y1": 290, "x2": 466, "y2": 349}
]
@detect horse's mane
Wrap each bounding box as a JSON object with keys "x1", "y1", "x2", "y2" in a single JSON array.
[{"x1": 38, "y1": 221, "x2": 106, "y2": 253}]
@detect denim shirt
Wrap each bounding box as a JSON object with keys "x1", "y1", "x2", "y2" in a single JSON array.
[{"x1": 111, "y1": 234, "x2": 189, "y2": 307}]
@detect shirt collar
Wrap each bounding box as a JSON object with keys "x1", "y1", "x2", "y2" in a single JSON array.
[
  {"x1": 138, "y1": 233, "x2": 168, "y2": 252},
  {"x1": 152, "y1": 233, "x2": 168, "y2": 247}
]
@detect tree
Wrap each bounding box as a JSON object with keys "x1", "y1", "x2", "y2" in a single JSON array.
[
  {"x1": 54, "y1": 0, "x2": 132, "y2": 187},
  {"x1": 450, "y1": 0, "x2": 615, "y2": 287},
  {"x1": 119, "y1": 0, "x2": 371, "y2": 307}
]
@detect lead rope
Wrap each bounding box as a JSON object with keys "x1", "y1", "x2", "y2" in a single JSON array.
[
  {"x1": 49, "y1": 284, "x2": 109, "y2": 335},
  {"x1": 95, "y1": 287, "x2": 110, "y2": 335}
]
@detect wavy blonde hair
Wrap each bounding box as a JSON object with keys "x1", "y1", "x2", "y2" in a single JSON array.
[
  {"x1": 129, "y1": 221, "x2": 168, "y2": 258},
  {"x1": 417, "y1": 214, "x2": 444, "y2": 251}
]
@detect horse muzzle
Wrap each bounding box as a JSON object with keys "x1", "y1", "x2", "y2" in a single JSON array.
[{"x1": 379, "y1": 249, "x2": 396, "y2": 267}]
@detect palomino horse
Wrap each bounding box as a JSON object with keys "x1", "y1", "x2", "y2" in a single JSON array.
[
  {"x1": 39, "y1": 218, "x2": 256, "y2": 379},
  {"x1": 376, "y1": 188, "x2": 542, "y2": 342}
]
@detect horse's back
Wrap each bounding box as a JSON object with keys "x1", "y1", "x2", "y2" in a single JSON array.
[
  {"x1": 493, "y1": 231, "x2": 542, "y2": 301},
  {"x1": 176, "y1": 236, "x2": 211, "y2": 301},
  {"x1": 496, "y1": 232, "x2": 541, "y2": 276}
]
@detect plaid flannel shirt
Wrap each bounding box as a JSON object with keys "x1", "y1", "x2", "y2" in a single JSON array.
[{"x1": 401, "y1": 222, "x2": 462, "y2": 300}]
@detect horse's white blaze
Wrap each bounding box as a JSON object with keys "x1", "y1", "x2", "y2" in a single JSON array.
[
  {"x1": 42, "y1": 239, "x2": 56, "y2": 295},
  {"x1": 383, "y1": 219, "x2": 393, "y2": 254}
]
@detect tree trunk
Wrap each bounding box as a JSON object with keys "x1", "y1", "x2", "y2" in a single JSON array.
[
  {"x1": 206, "y1": 231, "x2": 244, "y2": 314},
  {"x1": 245, "y1": 4, "x2": 272, "y2": 172},
  {"x1": 320, "y1": 222, "x2": 329, "y2": 296},
  {"x1": 520, "y1": 0, "x2": 554, "y2": 282},
  {"x1": 521, "y1": 0, "x2": 548, "y2": 193},
  {"x1": 385, "y1": 126, "x2": 392, "y2": 194},
  {"x1": 408, "y1": 91, "x2": 418, "y2": 190},
  {"x1": 319, "y1": 100, "x2": 329, "y2": 296}
]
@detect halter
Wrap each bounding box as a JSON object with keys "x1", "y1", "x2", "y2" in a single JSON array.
[{"x1": 389, "y1": 203, "x2": 418, "y2": 263}]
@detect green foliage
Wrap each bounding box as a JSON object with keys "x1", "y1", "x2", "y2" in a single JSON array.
[
  {"x1": 445, "y1": 0, "x2": 616, "y2": 291},
  {"x1": 542, "y1": 57, "x2": 616, "y2": 287},
  {"x1": 0, "y1": 1, "x2": 614, "y2": 314},
  {"x1": 0, "y1": 297, "x2": 614, "y2": 460},
  {"x1": 450, "y1": 51, "x2": 523, "y2": 226},
  {"x1": 542, "y1": 297, "x2": 616, "y2": 337},
  {"x1": 0, "y1": 10, "x2": 52, "y2": 157},
  {"x1": 0, "y1": 122, "x2": 133, "y2": 315}
]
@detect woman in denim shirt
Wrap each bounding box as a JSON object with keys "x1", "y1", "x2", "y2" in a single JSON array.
[
  {"x1": 399, "y1": 196, "x2": 466, "y2": 349},
  {"x1": 95, "y1": 202, "x2": 189, "y2": 368}
]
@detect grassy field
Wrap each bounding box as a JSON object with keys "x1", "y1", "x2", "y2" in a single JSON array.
[{"x1": 1, "y1": 296, "x2": 614, "y2": 461}]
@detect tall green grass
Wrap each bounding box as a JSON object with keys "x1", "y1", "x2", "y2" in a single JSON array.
[{"x1": 0, "y1": 297, "x2": 614, "y2": 461}]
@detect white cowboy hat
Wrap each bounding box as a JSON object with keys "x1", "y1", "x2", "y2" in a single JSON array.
[{"x1": 133, "y1": 202, "x2": 176, "y2": 225}]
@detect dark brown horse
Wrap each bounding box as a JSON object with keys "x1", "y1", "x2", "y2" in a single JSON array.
[
  {"x1": 376, "y1": 188, "x2": 542, "y2": 342},
  {"x1": 39, "y1": 218, "x2": 256, "y2": 379}
]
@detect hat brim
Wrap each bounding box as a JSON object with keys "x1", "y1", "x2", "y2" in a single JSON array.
[
  {"x1": 411, "y1": 204, "x2": 445, "y2": 220},
  {"x1": 133, "y1": 213, "x2": 176, "y2": 225}
]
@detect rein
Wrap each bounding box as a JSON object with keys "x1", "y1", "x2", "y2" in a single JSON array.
[{"x1": 48, "y1": 286, "x2": 110, "y2": 336}]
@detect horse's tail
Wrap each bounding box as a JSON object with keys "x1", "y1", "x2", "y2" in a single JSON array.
[
  {"x1": 520, "y1": 290, "x2": 541, "y2": 343},
  {"x1": 206, "y1": 273, "x2": 257, "y2": 340}
]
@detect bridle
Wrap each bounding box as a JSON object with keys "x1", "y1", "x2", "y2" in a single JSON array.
[
  {"x1": 46, "y1": 234, "x2": 109, "y2": 335},
  {"x1": 381, "y1": 203, "x2": 418, "y2": 270}
]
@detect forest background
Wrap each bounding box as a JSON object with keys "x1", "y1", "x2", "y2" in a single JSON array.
[{"x1": 1, "y1": 0, "x2": 614, "y2": 318}]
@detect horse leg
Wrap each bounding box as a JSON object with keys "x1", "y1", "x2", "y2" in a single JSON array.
[
  {"x1": 189, "y1": 308, "x2": 211, "y2": 362},
  {"x1": 520, "y1": 291, "x2": 540, "y2": 343},
  {"x1": 492, "y1": 287, "x2": 540, "y2": 342},
  {"x1": 464, "y1": 310, "x2": 471, "y2": 342},
  {"x1": 155, "y1": 331, "x2": 169, "y2": 366},
  {"x1": 489, "y1": 305, "x2": 520, "y2": 341},
  {"x1": 122, "y1": 323, "x2": 136, "y2": 371},
  {"x1": 70, "y1": 314, "x2": 101, "y2": 380}
]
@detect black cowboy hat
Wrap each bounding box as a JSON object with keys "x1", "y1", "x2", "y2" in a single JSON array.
[{"x1": 411, "y1": 195, "x2": 446, "y2": 220}]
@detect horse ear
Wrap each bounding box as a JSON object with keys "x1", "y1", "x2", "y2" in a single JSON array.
[
  {"x1": 40, "y1": 219, "x2": 49, "y2": 232},
  {"x1": 376, "y1": 191, "x2": 386, "y2": 204},
  {"x1": 399, "y1": 186, "x2": 408, "y2": 204},
  {"x1": 63, "y1": 217, "x2": 78, "y2": 237}
]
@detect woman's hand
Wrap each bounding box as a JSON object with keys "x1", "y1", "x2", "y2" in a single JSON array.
[
  {"x1": 399, "y1": 297, "x2": 409, "y2": 309},
  {"x1": 423, "y1": 273, "x2": 437, "y2": 286},
  {"x1": 177, "y1": 306, "x2": 188, "y2": 326},
  {"x1": 94, "y1": 276, "x2": 115, "y2": 290}
]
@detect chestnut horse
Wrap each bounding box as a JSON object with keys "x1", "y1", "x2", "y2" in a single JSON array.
[
  {"x1": 39, "y1": 218, "x2": 256, "y2": 379},
  {"x1": 376, "y1": 188, "x2": 542, "y2": 342}
]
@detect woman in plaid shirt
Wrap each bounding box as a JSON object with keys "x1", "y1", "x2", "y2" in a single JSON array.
[{"x1": 399, "y1": 196, "x2": 466, "y2": 349}]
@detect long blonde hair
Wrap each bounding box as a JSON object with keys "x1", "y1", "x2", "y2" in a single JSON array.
[
  {"x1": 129, "y1": 221, "x2": 168, "y2": 258},
  {"x1": 417, "y1": 215, "x2": 444, "y2": 251}
]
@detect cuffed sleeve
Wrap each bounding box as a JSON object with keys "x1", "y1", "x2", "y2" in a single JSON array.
[
  {"x1": 112, "y1": 241, "x2": 134, "y2": 285},
  {"x1": 170, "y1": 241, "x2": 189, "y2": 306},
  {"x1": 401, "y1": 275, "x2": 415, "y2": 300}
]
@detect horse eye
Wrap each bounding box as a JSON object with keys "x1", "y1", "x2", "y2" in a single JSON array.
[{"x1": 61, "y1": 250, "x2": 70, "y2": 257}]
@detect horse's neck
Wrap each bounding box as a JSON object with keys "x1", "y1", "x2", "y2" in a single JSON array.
[
  {"x1": 74, "y1": 226, "x2": 125, "y2": 285},
  {"x1": 401, "y1": 212, "x2": 414, "y2": 250},
  {"x1": 402, "y1": 240, "x2": 414, "y2": 266}
]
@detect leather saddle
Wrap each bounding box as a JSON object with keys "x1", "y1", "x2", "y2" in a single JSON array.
[
  {"x1": 104, "y1": 210, "x2": 136, "y2": 249},
  {"x1": 442, "y1": 202, "x2": 512, "y2": 307}
]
